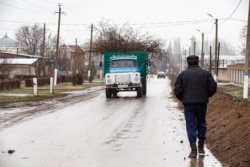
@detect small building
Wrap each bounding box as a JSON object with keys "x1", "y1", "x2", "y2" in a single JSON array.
[
  {"x1": 0, "y1": 58, "x2": 40, "y2": 78},
  {"x1": 202, "y1": 54, "x2": 248, "y2": 84},
  {"x1": 227, "y1": 63, "x2": 250, "y2": 86},
  {"x1": 0, "y1": 52, "x2": 52, "y2": 79},
  {"x1": 60, "y1": 44, "x2": 85, "y2": 74}
]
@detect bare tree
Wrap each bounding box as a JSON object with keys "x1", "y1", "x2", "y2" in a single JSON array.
[
  {"x1": 92, "y1": 20, "x2": 165, "y2": 54},
  {"x1": 81, "y1": 20, "x2": 169, "y2": 74},
  {"x1": 58, "y1": 45, "x2": 70, "y2": 71},
  {"x1": 44, "y1": 33, "x2": 57, "y2": 59},
  {"x1": 240, "y1": 25, "x2": 247, "y2": 54},
  {"x1": 15, "y1": 24, "x2": 43, "y2": 55}
]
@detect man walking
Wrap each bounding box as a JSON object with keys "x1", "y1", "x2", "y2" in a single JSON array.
[{"x1": 174, "y1": 55, "x2": 217, "y2": 158}]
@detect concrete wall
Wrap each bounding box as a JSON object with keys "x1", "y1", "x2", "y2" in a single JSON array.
[{"x1": 226, "y1": 64, "x2": 250, "y2": 86}]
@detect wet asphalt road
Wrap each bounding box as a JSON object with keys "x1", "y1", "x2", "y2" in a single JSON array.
[{"x1": 0, "y1": 76, "x2": 222, "y2": 167}]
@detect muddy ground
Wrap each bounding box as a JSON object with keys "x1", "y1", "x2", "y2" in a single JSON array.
[
  {"x1": 1, "y1": 77, "x2": 250, "y2": 167},
  {"x1": 169, "y1": 74, "x2": 250, "y2": 167},
  {"x1": 206, "y1": 89, "x2": 250, "y2": 167}
]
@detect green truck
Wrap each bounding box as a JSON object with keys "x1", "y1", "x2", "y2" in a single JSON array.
[{"x1": 103, "y1": 51, "x2": 148, "y2": 98}]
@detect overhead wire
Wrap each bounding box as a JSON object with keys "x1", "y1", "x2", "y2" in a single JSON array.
[
  {"x1": 220, "y1": 0, "x2": 243, "y2": 24},
  {"x1": 0, "y1": 18, "x2": 214, "y2": 28},
  {"x1": 205, "y1": 24, "x2": 215, "y2": 35},
  {"x1": 0, "y1": 0, "x2": 246, "y2": 43},
  {"x1": 0, "y1": 0, "x2": 51, "y2": 14},
  {"x1": 0, "y1": 1, "x2": 217, "y2": 32},
  {"x1": 21, "y1": 0, "x2": 54, "y2": 12},
  {"x1": 230, "y1": 18, "x2": 247, "y2": 23}
]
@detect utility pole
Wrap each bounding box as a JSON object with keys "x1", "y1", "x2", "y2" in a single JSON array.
[
  {"x1": 208, "y1": 13, "x2": 218, "y2": 79},
  {"x1": 217, "y1": 42, "x2": 220, "y2": 76},
  {"x1": 215, "y1": 18, "x2": 218, "y2": 77},
  {"x1": 55, "y1": 3, "x2": 64, "y2": 69},
  {"x1": 88, "y1": 24, "x2": 93, "y2": 79},
  {"x1": 75, "y1": 38, "x2": 78, "y2": 74},
  {"x1": 201, "y1": 33, "x2": 204, "y2": 68},
  {"x1": 41, "y1": 23, "x2": 46, "y2": 76},
  {"x1": 193, "y1": 41, "x2": 196, "y2": 55},
  {"x1": 197, "y1": 29, "x2": 204, "y2": 68},
  {"x1": 243, "y1": 0, "x2": 250, "y2": 99},
  {"x1": 179, "y1": 53, "x2": 182, "y2": 72},
  {"x1": 209, "y1": 46, "x2": 212, "y2": 73},
  {"x1": 89, "y1": 24, "x2": 93, "y2": 68},
  {"x1": 42, "y1": 23, "x2": 45, "y2": 57},
  {"x1": 185, "y1": 49, "x2": 187, "y2": 69},
  {"x1": 54, "y1": 3, "x2": 65, "y2": 86}
]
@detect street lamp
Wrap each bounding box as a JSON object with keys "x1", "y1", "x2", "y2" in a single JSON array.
[
  {"x1": 208, "y1": 13, "x2": 218, "y2": 79},
  {"x1": 197, "y1": 29, "x2": 204, "y2": 68}
]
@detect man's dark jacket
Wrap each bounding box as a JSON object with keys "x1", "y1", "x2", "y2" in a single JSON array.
[{"x1": 174, "y1": 65, "x2": 217, "y2": 105}]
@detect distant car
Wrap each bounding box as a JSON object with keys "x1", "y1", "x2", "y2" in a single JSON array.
[{"x1": 157, "y1": 72, "x2": 165, "y2": 79}]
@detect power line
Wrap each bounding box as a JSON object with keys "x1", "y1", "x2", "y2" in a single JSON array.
[
  {"x1": 127, "y1": 19, "x2": 214, "y2": 27},
  {"x1": 205, "y1": 24, "x2": 215, "y2": 35},
  {"x1": 0, "y1": 19, "x2": 90, "y2": 26},
  {"x1": 220, "y1": 0, "x2": 243, "y2": 24},
  {"x1": 0, "y1": 1, "x2": 48, "y2": 14},
  {"x1": 230, "y1": 18, "x2": 247, "y2": 23},
  {"x1": 0, "y1": 19, "x2": 44, "y2": 24},
  {"x1": 22, "y1": 0, "x2": 53, "y2": 12}
]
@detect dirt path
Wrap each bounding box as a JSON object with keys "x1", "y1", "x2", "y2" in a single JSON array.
[{"x1": 206, "y1": 90, "x2": 250, "y2": 167}]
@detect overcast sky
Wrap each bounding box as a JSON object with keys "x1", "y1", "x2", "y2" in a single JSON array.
[{"x1": 0, "y1": 0, "x2": 248, "y2": 50}]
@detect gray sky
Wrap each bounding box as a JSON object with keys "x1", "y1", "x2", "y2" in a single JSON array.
[{"x1": 0, "y1": 0, "x2": 248, "y2": 51}]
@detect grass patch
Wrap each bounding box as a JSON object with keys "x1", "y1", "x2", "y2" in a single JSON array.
[
  {"x1": 218, "y1": 84, "x2": 250, "y2": 100},
  {"x1": 0, "y1": 82, "x2": 103, "y2": 104}
]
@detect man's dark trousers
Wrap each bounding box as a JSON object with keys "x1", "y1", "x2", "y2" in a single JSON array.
[{"x1": 184, "y1": 103, "x2": 207, "y2": 144}]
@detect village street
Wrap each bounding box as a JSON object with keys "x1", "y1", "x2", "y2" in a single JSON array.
[{"x1": 0, "y1": 76, "x2": 222, "y2": 167}]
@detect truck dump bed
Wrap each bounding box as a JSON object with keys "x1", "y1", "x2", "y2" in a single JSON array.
[{"x1": 104, "y1": 51, "x2": 148, "y2": 77}]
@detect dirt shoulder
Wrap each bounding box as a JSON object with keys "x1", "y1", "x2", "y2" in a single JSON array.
[
  {"x1": 206, "y1": 90, "x2": 250, "y2": 167},
  {"x1": 0, "y1": 82, "x2": 103, "y2": 107},
  {"x1": 168, "y1": 74, "x2": 250, "y2": 167}
]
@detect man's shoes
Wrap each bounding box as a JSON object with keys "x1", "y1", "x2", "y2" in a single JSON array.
[
  {"x1": 188, "y1": 143, "x2": 197, "y2": 158},
  {"x1": 198, "y1": 140, "x2": 205, "y2": 156}
]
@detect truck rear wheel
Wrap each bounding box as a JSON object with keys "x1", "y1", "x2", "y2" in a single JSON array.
[
  {"x1": 106, "y1": 89, "x2": 111, "y2": 98},
  {"x1": 137, "y1": 87, "x2": 142, "y2": 97},
  {"x1": 112, "y1": 91, "x2": 117, "y2": 97}
]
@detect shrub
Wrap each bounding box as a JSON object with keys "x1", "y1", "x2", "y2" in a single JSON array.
[
  {"x1": 0, "y1": 79, "x2": 21, "y2": 91},
  {"x1": 72, "y1": 74, "x2": 84, "y2": 85}
]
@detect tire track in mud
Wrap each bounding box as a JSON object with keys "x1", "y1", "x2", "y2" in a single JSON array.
[{"x1": 0, "y1": 88, "x2": 102, "y2": 129}]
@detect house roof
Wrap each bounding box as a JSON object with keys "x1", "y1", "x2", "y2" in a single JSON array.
[
  {"x1": 203, "y1": 54, "x2": 245, "y2": 60},
  {"x1": 67, "y1": 45, "x2": 84, "y2": 54},
  {"x1": 0, "y1": 58, "x2": 38, "y2": 65},
  {"x1": 0, "y1": 51, "x2": 42, "y2": 59}
]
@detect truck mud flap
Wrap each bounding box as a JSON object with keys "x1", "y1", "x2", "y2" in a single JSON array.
[{"x1": 137, "y1": 87, "x2": 142, "y2": 98}]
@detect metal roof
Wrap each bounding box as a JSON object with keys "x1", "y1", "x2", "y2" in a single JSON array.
[
  {"x1": 62, "y1": 44, "x2": 84, "y2": 54},
  {"x1": 0, "y1": 58, "x2": 37, "y2": 65}
]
